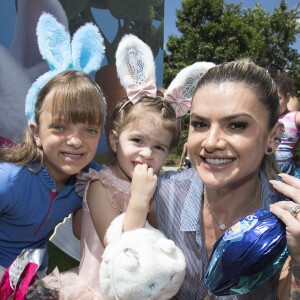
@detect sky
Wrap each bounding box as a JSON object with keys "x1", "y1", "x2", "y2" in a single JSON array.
[{"x1": 164, "y1": 0, "x2": 300, "y2": 50}]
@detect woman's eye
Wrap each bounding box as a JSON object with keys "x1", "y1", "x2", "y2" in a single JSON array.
[
  {"x1": 190, "y1": 120, "x2": 207, "y2": 129},
  {"x1": 229, "y1": 122, "x2": 247, "y2": 130}
]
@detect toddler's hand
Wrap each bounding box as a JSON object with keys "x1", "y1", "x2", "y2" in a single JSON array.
[{"x1": 131, "y1": 164, "x2": 157, "y2": 206}]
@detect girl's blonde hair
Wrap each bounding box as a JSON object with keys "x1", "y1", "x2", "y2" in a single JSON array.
[
  {"x1": 108, "y1": 90, "x2": 183, "y2": 164},
  {"x1": 195, "y1": 59, "x2": 280, "y2": 180},
  {"x1": 0, "y1": 70, "x2": 106, "y2": 169}
]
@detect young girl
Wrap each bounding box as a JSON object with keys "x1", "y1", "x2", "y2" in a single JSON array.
[
  {"x1": 58, "y1": 35, "x2": 214, "y2": 299},
  {"x1": 273, "y1": 73, "x2": 300, "y2": 175},
  {"x1": 0, "y1": 12, "x2": 106, "y2": 284},
  {"x1": 0, "y1": 70, "x2": 106, "y2": 280}
]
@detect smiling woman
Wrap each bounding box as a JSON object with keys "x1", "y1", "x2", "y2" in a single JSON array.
[
  {"x1": 188, "y1": 81, "x2": 276, "y2": 188},
  {"x1": 152, "y1": 59, "x2": 300, "y2": 299}
]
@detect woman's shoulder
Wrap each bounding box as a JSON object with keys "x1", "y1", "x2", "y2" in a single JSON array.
[
  {"x1": 156, "y1": 168, "x2": 199, "y2": 197},
  {"x1": 159, "y1": 167, "x2": 197, "y2": 182}
]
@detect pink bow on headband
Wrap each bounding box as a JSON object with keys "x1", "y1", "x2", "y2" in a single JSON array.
[
  {"x1": 164, "y1": 86, "x2": 191, "y2": 117},
  {"x1": 126, "y1": 77, "x2": 157, "y2": 104},
  {"x1": 127, "y1": 79, "x2": 190, "y2": 118},
  {"x1": 115, "y1": 35, "x2": 215, "y2": 118},
  {"x1": 127, "y1": 79, "x2": 191, "y2": 117}
]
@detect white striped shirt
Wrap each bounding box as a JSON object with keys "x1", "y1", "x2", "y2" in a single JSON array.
[{"x1": 155, "y1": 168, "x2": 282, "y2": 300}]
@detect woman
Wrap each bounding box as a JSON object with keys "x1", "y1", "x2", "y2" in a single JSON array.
[{"x1": 154, "y1": 59, "x2": 300, "y2": 299}]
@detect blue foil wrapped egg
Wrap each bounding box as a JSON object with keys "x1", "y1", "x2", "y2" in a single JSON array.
[{"x1": 204, "y1": 209, "x2": 288, "y2": 295}]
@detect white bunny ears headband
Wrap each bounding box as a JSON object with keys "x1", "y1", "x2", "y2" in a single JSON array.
[
  {"x1": 25, "y1": 13, "x2": 105, "y2": 124},
  {"x1": 115, "y1": 34, "x2": 215, "y2": 117}
]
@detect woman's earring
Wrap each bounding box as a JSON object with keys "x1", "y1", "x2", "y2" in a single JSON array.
[{"x1": 266, "y1": 146, "x2": 273, "y2": 154}]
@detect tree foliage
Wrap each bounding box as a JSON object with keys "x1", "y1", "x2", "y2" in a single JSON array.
[{"x1": 164, "y1": 0, "x2": 300, "y2": 90}]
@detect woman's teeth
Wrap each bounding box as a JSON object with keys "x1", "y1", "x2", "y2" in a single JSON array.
[{"x1": 205, "y1": 158, "x2": 233, "y2": 165}]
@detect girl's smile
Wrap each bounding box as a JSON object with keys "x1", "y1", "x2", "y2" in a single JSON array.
[{"x1": 31, "y1": 94, "x2": 101, "y2": 187}]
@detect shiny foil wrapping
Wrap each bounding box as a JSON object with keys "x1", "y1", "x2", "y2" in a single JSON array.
[
  {"x1": 0, "y1": 248, "x2": 45, "y2": 300},
  {"x1": 204, "y1": 209, "x2": 289, "y2": 295}
]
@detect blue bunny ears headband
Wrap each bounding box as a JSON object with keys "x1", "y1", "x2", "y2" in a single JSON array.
[{"x1": 25, "y1": 13, "x2": 105, "y2": 124}]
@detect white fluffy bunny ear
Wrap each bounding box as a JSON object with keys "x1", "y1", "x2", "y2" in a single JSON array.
[
  {"x1": 164, "y1": 62, "x2": 216, "y2": 117},
  {"x1": 71, "y1": 23, "x2": 105, "y2": 74},
  {"x1": 36, "y1": 12, "x2": 72, "y2": 71},
  {"x1": 115, "y1": 34, "x2": 157, "y2": 104}
]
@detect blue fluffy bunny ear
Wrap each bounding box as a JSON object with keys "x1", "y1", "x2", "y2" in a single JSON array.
[
  {"x1": 36, "y1": 12, "x2": 72, "y2": 71},
  {"x1": 71, "y1": 23, "x2": 105, "y2": 74},
  {"x1": 26, "y1": 12, "x2": 72, "y2": 124},
  {"x1": 25, "y1": 13, "x2": 105, "y2": 125}
]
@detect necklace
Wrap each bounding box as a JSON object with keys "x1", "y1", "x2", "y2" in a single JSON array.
[{"x1": 205, "y1": 182, "x2": 261, "y2": 231}]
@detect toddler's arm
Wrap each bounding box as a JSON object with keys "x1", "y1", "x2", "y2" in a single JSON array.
[
  {"x1": 123, "y1": 164, "x2": 157, "y2": 231},
  {"x1": 87, "y1": 179, "x2": 120, "y2": 246}
]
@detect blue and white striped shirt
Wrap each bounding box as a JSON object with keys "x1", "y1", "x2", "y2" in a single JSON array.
[{"x1": 155, "y1": 168, "x2": 282, "y2": 300}]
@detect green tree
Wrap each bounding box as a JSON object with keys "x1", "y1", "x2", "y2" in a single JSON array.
[
  {"x1": 164, "y1": 0, "x2": 300, "y2": 87},
  {"x1": 164, "y1": 0, "x2": 300, "y2": 153}
]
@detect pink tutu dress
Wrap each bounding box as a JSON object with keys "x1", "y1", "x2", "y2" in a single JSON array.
[{"x1": 51, "y1": 166, "x2": 131, "y2": 299}]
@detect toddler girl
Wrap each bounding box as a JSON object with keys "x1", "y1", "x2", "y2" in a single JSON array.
[{"x1": 62, "y1": 34, "x2": 214, "y2": 299}]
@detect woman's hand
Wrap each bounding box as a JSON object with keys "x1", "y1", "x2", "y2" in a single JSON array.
[{"x1": 269, "y1": 173, "x2": 300, "y2": 265}]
